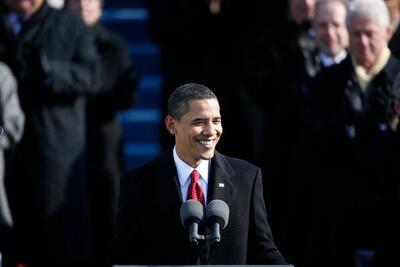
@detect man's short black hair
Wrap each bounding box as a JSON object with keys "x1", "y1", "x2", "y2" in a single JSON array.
[{"x1": 167, "y1": 83, "x2": 217, "y2": 120}]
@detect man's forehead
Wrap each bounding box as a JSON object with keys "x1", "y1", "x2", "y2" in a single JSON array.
[{"x1": 348, "y1": 15, "x2": 382, "y2": 28}]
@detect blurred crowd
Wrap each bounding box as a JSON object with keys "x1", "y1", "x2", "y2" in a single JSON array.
[
  {"x1": 0, "y1": 0, "x2": 137, "y2": 266},
  {"x1": 0, "y1": 0, "x2": 398, "y2": 267}
]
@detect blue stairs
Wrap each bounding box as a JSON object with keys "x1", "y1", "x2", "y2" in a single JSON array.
[{"x1": 101, "y1": 0, "x2": 162, "y2": 171}]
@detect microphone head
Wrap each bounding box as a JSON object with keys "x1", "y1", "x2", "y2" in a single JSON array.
[
  {"x1": 180, "y1": 199, "x2": 204, "y2": 227},
  {"x1": 205, "y1": 199, "x2": 229, "y2": 229}
]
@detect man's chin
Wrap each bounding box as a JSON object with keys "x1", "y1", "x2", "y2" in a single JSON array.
[
  {"x1": 356, "y1": 57, "x2": 373, "y2": 69},
  {"x1": 329, "y1": 47, "x2": 341, "y2": 55},
  {"x1": 200, "y1": 150, "x2": 215, "y2": 160}
]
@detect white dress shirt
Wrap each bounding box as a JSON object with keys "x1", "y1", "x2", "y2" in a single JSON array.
[
  {"x1": 319, "y1": 50, "x2": 347, "y2": 68},
  {"x1": 173, "y1": 146, "x2": 209, "y2": 204}
]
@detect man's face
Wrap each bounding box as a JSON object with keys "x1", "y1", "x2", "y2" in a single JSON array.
[
  {"x1": 165, "y1": 98, "x2": 223, "y2": 168},
  {"x1": 348, "y1": 15, "x2": 391, "y2": 70},
  {"x1": 314, "y1": 1, "x2": 348, "y2": 57},
  {"x1": 289, "y1": 0, "x2": 316, "y2": 24},
  {"x1": 3, "y1": 0, "x2": 44, "y2": 16},
  {"x1": 67, "y1": 0, "x2": 102, "y2": 26}
]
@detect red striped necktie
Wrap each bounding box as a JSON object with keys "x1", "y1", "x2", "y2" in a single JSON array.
[{"x1": 187, "y1": 170, "x2": 205, "y2": 206}]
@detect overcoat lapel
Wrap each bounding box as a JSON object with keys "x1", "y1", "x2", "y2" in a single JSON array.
[
  {"x1": 153, "y1": 150, "x2": 239, "y2": 212},
  {"x1": 207, "y1": 151, "x2": 237, "y2": 207},
  {"x1": 153, "y1": 150, "x2": 183, "y2": 213},
  {"x1": 19, "y1": 2, "x2": 50, "y2": 40}
]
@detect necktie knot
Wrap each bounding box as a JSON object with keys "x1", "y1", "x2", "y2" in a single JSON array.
[{"x1": 190, "y1": 170, "x2": 200, "y2": 183}]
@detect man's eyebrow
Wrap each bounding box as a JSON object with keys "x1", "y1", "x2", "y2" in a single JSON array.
[
  {"x1": 190, "y1": 116, "x2": 222, "y2": 122},
  {"x1": 191, "y1": 117, "x2": 206, "y2": 123}
]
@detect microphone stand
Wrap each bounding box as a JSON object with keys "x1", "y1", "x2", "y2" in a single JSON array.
[
  {"x1": 197, "y1": 239, "x2": 211, "y2": 265},
  {"x1": 189, "y1": 232, "x2": 205, "y2": 265},
  {"x1": 196, "y1": 224, "x2": 222, "y2": 264}
]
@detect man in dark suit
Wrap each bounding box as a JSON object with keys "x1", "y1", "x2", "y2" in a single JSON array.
[
  {"x1": 66, "y1": 0, "x2": 138, "y2": 265},
  {"x1": 366, "y1": 73, "x2": 400, "y2": 267},
  {"x1": 111, "y1": 83, "x2": 286, "y2": 265}
]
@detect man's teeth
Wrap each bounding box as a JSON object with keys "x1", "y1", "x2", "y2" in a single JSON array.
[{"x1": 198, "y1": 140, "x2": 213, "y2": 145}]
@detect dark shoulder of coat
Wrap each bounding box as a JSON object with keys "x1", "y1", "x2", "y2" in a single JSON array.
[
  {"x1": 90, "y1": 23, "x2": 138, "y2": 110},
  {"x1": 42, "y1": 7, "x2": 91, "y2": 51}
]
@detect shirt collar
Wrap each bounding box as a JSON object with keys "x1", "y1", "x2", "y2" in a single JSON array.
[
  {"x1": 6, "y1": 12, "x2": 31, "y2": 34},
  {"x1": 173, "y1": 146, "x2": 209, "y2": 187},
  {"x1": 319, "y1": 50, "x2": 347, "y2": 68}
]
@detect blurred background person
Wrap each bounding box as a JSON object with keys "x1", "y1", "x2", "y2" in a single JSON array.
[
  {"x1": 279, "y1": 1, "x2": 349, "y2": 266},
  {"x1": 369, "y1": 72, "x2": 400, "y2": 267},
  {"x1": 0, "y1": 0, "x2": 100, "y2": 265},
  {"x1": 232, "y1": 1, "x2": 318, "y2": 261},
  {"x1": 0, "y1": 62, "x2": 24, "y2": 267},
  {"x1": 312, "y1": 0, "x2": 348, "y2": 80},
  {"x1": 66, "y1": 0, "x2": 138, "y2": 265},
  {"x1": 297, "y1": 0, "x2": 400, "y2": 266},
  {"x1": 286, "y1": 0, "x2": 318, "y2": 85}
]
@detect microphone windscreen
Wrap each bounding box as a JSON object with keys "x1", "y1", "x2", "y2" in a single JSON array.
[
  {"x1": 180, "y1": 199, "x2": 204, "y2": 226},
  {"x1": 205, "y1": 199, "x2": 229, "y2": 228}
]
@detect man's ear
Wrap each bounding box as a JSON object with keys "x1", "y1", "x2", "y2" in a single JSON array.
[
  {"x1": 164, "y1": 115, "x2": 176, "y2": 135},
  {"x1": 386, "y1": 26, "x2": 394, "y2": 42}
]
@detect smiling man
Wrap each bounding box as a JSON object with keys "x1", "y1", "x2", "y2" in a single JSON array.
[{"x1": 111, "y1": 83, "x2": 286, "y2": 265}]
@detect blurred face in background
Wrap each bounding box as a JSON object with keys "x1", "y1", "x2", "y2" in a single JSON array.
[
  {"x1": 314, "y1": 0, "x2": 349, "y2": 57},
  {"x1": 384, "y1": 0, "x2": 400, "y2": 26},
  {"x1": 289, "y1": 0, "x2": 316, "y2": 24},
  {"x1": 67, "y1": 0, "x2": 102, "y2": 26},
  {"x1": 348, "y1": 15, "x2": 391, "y2": 70},
  {"x1": 3, "y1": 0, "x2": 45, "y2": 16}
]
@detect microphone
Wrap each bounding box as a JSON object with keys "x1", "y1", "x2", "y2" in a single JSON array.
[
  {"x1": 180, "y1": 199, "x2": 205, "y2": 244},
  {"x1": 205, "y1": 199, "x2": 229, "y2": 242}
]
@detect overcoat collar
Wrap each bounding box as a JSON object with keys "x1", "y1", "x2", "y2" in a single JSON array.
[
  {"x1": 208, "y1": 151, "x2": 238, "y2": 206},
  {"x1": 19, "y1": 1, "x2": 51, "y2": 37},
  {"x1": 153, "y1": 150, "x2": 238, "y2": 212}
]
